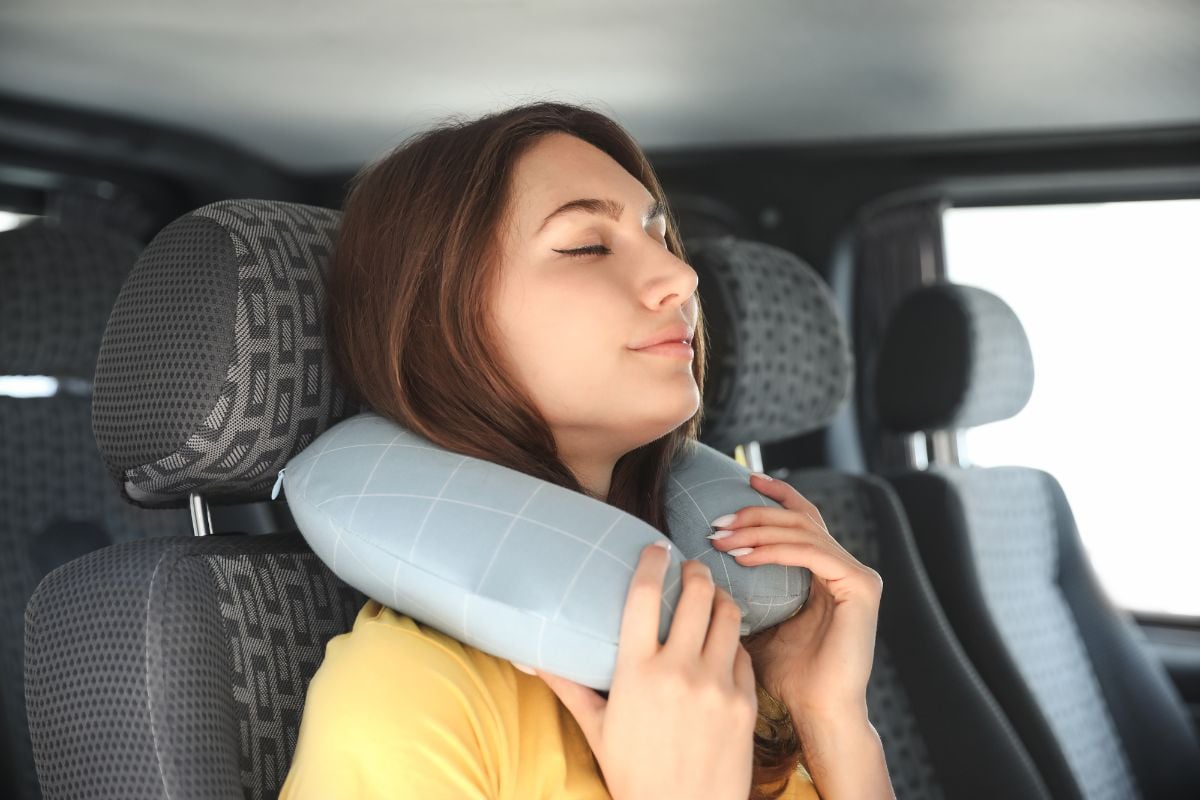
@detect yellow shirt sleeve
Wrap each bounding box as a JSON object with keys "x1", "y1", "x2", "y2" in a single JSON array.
[{"x1": 280, "y1": 600, "x2": 507, "y2": 799}]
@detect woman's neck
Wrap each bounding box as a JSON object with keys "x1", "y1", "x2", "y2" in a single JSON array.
[{"x1": 556, "y1": 436, "x2": 619, "y2": 502}]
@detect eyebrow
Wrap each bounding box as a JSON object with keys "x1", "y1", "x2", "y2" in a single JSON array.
[{"x1": 536, "y1": 197, "x2": 666, "y2": 234}]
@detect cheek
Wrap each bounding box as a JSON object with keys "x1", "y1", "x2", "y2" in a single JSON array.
[{"x1": 495, "y1": 280, "x2": 621, "y2": 396}]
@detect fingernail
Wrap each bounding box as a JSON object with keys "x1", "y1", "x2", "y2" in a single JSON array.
[
  {"x1": 706, "y1": 530, "x2": 734, "y2": 541},
  {"x1": 751, "y1": 471, "x2": 772, "y2": 481},
  {"x1": 652, "y1": 540, "x2": 672, "y2": 551},
  {"x1": 727, "y1": 547, "x2": 755, "y2": 557},
  {"x1": 711, "y1": 513, "x2": 737, "y2": 528},
  {"x1": 513, "y1": 662, "x2": 536, "y2": 675}
]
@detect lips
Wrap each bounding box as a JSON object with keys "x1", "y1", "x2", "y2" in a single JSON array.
[
  {"x1": 635, "y1": 340, "x2": 694, "y2": 360},
  {"x1": 631, "y1": 322, "x2": 695, "y2": 350}
]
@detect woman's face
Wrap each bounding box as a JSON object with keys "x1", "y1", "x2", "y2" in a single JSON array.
[{"x1": 492, "y1": 132, "x2": 700, "y2": 489}]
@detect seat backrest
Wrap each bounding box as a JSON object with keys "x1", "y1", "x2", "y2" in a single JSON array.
[
  {"x1": 873, "y1": 282, "x2": 1200, "y2": 800},
  {"x1": 24, "y1": 201, "x2": 364, "y2": 800},
  {"x1": 0, "y1": 223, "x2": 193, "y2": 800},
  {"x1": 26, "y1": 533, "x2": 365, "y2": 799},
  {"x1": 687, "y1": 238, "x2": 1051, "y2": 799}
]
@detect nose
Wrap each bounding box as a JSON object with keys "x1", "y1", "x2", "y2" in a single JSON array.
[{"x1": 642, "y1": 243, "x2": 700, "y2": 313}]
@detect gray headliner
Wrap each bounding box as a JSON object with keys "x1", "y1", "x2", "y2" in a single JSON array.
[{"x1": 1, "y1": 0, "x2": 1198, "y2": 172}]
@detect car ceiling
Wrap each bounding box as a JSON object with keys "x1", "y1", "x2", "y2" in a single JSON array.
[{"x1": 1, "y1": 0, "x2": 1199, "y2": 174}]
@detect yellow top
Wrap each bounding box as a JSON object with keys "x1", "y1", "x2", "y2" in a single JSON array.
[{"x1": 280, "y1": 599, "x2": 818, "y2": 800}]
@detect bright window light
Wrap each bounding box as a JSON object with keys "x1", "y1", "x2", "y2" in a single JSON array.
[
  {"x1": 943, "y1": 198, "x2": 1200, "y2": 619},
  {"x1": 0, "y1": 210, "x2": 39, "y2": 232},
  {"x1": 0, "y1": 376, "x2": 60, "y2": 398}
]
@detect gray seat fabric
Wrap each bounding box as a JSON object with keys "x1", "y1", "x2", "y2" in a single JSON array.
[
  {"x1": 25, "y1": 533, "x2": 364, "y2": 799},
  {"x1": 689, "y1": 237, "x2": 1051, "y2": 799},
  {"x1": 686, "y1": 237, "x2": 853, "y2": 455},
  {"x1": 874, "y1": 282, "x2": 1200, "y2": 800},
  {"x1": 0, "y1": 223, "x2": 193, "y2": 800}
]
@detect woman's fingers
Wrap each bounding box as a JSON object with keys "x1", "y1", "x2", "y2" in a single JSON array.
[
  {"x1": 748, "y1": 473, "x2": 828, "y2": 528},
  {"x1": 731, "y1": 539, "x2": 849, "y2": 577},
  {"x1": 662, "y1": 559, "x2": 718, "y2": 659},
  {"x1": 711, "y1": 516, "x2": 857, "y2": 567},
  {"x1": 618, "y1": 542, "x2": 673, "y2": 667},
  {"x1": 712, "y1": 504, "x2": 829, "y2": 537},
  {"x1": 717, "y1": 533, "x2": 882, "y2": 599},
  {"x1": 702, "y1": 586, "x2": 744, "y2": 674},
  {"x1": 620, "y1": 547, "x2": 751, "y2": 679}
]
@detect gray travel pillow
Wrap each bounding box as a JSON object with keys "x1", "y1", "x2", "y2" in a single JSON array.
[{"x1": 279, "y1": 411, "x2": 811, "y2": 690}]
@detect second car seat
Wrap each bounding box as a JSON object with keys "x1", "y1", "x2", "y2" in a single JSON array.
[{"x1": 873, "y1": 282, "x2": 1200, "y2": 800}]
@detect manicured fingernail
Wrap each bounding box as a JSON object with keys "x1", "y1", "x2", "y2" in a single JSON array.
[
  {"x1": 652, "y1": 540, "x2": 671, "y2": 551},
  {"x1": 706, "y1": 530, "x2": 734, "y2": 541},
  {"x1": 711, "y1": 513, "x2": 737, "y2": 528},
  {"x1": 751, "y1": 471, "x2": 772, "y2": 481},
  {"x1": 727, "y1": 547, "x2": 754, "y2": 557}
]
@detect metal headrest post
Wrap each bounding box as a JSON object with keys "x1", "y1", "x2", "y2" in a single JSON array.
[{"x1": 188, "y1": 492, "x2": 213, "y2": 537}]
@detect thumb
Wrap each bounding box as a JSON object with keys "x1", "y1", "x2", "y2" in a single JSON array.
[{"x1": 531, "y1": 667, "x2": 606, "y2": 749}]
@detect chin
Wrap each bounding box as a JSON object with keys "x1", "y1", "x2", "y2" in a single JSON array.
[{"x1": 651, "y1": 402, "x2": 702, "y2": 439}]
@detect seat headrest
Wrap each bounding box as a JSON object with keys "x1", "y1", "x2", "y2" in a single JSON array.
[
  {"x1": 688, "y1": 236, "x2": 854, "y2": 451},
  {"x1": 874, "y1": 282, "x2": 1035, "y2": 433},
  {"x1": 92, "y1": 200, "x2": 359, "y2": 508},
  {"x1": 0, "y1": 223, "x2": 141, "y2": 379}
]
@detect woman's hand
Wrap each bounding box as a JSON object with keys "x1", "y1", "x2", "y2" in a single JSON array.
[
  {"x1": 531, "y1": 543, "x2": 759, "y2": 800},
  {"x1": 709, "y1": 472, "x2": 883, "y2": 719}
]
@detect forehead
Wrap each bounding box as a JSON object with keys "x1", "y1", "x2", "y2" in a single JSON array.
[{"x1": 509, "y1": 133, "x2": 655, "y2": 220}]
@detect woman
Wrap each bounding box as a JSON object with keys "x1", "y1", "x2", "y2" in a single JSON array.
[{"x1": 279, "y1": 101, "x2": 894, "y2": 799}]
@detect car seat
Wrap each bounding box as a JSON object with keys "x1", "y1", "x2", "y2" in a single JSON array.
[
  {"x1": 0, "y1": 222, "x2": 194, "y2": 800},
  {"x1": 687, "y1": 237, "x2": 1052, "y2": 799},
  {"x1": 873, "y1": 281, "x2": 1200, "y2": 799},
  {"x1": 24, "y1": 201, "x2": 366, "y2": 800}
]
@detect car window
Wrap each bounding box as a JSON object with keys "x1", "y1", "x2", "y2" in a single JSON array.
[{"x1": 943, "y1": 198, "x2": 1200, "y2": 617}]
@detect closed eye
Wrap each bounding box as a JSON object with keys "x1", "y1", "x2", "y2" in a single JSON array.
[{"x1": 553, "y1": 244, "x2": 612, "y2": 257}]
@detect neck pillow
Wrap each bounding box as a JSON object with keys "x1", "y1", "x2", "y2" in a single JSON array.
[{"x1": 278, "y1": 411, "x2": 810, "y2": 690}]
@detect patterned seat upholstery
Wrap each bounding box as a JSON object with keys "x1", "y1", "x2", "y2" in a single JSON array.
[
  {"x1": 689, "y1": 239, "x2": 1051, "y2": 799},
  {"x1": 24, "y1": 202, "x2": 363, "y2": 800},
  {"x1": 0, "y1": 223, "x2": 194, "y2": 800},
  {"x1": 873, "y1": 282, "x2": 1200, "y2": 799}
]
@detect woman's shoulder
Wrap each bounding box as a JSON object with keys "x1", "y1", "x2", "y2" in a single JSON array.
[
  {"x1": 292, "y1": 600, "x2": 511, "y2": 765},
  {"x1": 348, "y1": 596, "x2": 454, "y2": 642},
  {"x1": 282, "y1": 599, "x2": 513, "y2": 798},
  {"x1": 341, "y1": 598, "x2": 461, "y2": 655},
  {"x1": 312, "y1": 599, "x2": 513, "y2": 700}
]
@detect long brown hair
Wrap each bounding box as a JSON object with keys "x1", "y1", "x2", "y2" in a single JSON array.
[{"x1": 327, "y1": 100, "x2": 804, "y2": 798}]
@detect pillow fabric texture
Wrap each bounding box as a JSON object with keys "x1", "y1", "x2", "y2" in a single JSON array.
[{"x1": 280, "y1": 411, "x2": 810, "y2": 690}]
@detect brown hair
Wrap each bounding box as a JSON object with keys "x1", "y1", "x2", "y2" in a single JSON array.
[{"x1": 327, "y1": 100, "x2": 804, "y2": 798}]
